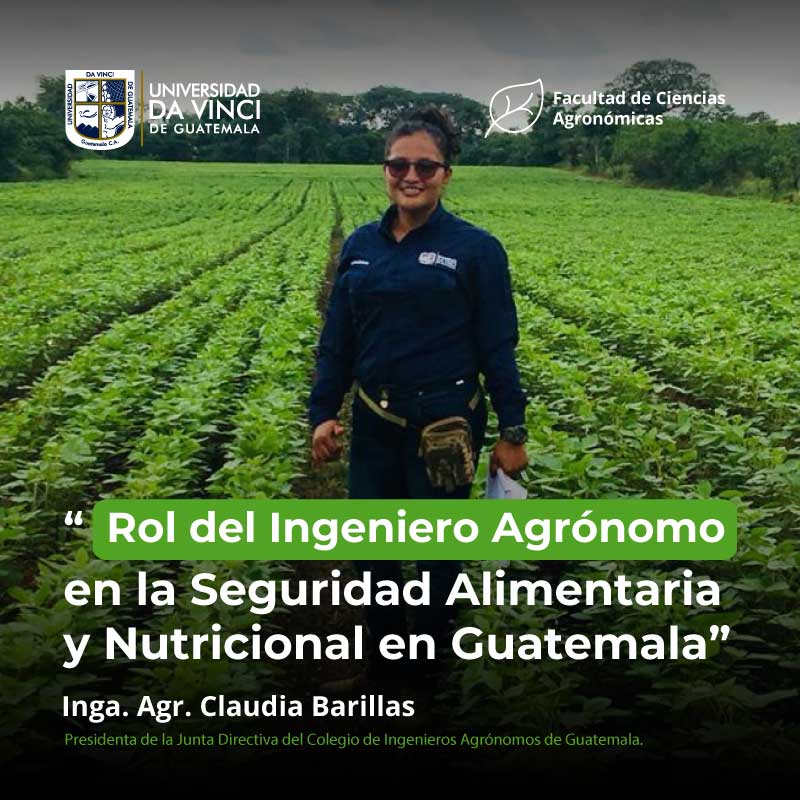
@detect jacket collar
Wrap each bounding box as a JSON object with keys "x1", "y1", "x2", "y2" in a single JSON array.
[{"x1": 379, "y1": 199, "x2": 447, "y2": 242}]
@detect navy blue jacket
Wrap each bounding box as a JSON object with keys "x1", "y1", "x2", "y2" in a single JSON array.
[{"x1": 308, "y1": 199, "x2": 527, "y2": 431}]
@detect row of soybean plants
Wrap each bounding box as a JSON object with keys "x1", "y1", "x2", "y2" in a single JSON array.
[
  {"x1": 338, "y1": 173, "x2": 387, "y2": 231},
  {"x1": 461, "y1": 174, "x2": 800, "y2": 438},
  {"x1": 0, "y1": 179, "x2": 337, "y2": 751},
  {"x1": 0, "y1": 161, "x2": 193, "y2": 248},
  {"x1": 0, "y1": 166, "x2": 215, "y2": 259},
  {"x1": 0, "y1": 174, "x2": 301, "y2": 399},
  {"x1": 0, "y1": 180, "x2": 247, "y2": 299}
]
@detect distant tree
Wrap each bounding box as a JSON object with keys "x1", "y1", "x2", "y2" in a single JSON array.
[
  {"x1": 612, "y1": 119, "x2": 703, "y2": 187},
  {"x1": 744, "y1": 110, "x2": 773, "y2": 124},
  {"x1": 35, "y1": 74, "x2": 65, "y2": 118},
  {"x1": 612, "y1": 117, "x2": 764, "y2": 190},
  {"x1": 352, "y1": 86, "x2": 487, "y2": 147},
  {"x1": 696, "y1": 119, "x2": 752, "y2": 188},
  {"x1": 604, "y1": 59, "x2": 732, "y2": 119},
  {"x1": 765, "y1": 155, "x2": 791, "y2": 195},
  {"x1": 784, "y1": 125, "x2": 800, "y2": 189},
  {"x1": 0, "y1": 106, "x2": 22, "y2": 180},
  {"x1": 324, "y1": 129, "x2": 383, "y2": 164},
  {"x1": 763, "y1": 124, "x2": 800, "y2": 193},
  {"x1": 357, "y1": 86, "x2": 420, "y2": 129},
  {"x1": 0, "y1": 99, "x2": 74, "y2": 180}
]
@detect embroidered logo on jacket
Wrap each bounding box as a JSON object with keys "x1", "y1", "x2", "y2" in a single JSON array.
[{"x1": 419, "y1": 252, "x2": 458, "y2": 269}]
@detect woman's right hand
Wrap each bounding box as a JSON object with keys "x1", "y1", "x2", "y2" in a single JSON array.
[{"x1": 311, "y1": 419, "x2": 345, "y2": 466}]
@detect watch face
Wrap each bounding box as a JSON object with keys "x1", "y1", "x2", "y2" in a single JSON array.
[{"x1": 502, "y1": 426, "x2": 528, "y2": 444}]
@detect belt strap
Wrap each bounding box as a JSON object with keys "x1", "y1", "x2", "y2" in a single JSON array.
[
  {"x1": 356, "y1": 383, "x2": 409, "y2": 427},
  {"x1": 355, "y1": 381, "x2": 482, "y2": 428}
]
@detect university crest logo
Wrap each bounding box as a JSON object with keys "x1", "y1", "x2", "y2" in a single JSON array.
[{"x1": 65, "y1": 70, "x2": 136, "y2": 150}]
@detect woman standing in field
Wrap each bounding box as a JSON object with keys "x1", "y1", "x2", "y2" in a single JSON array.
[{"x1": 308, "y1": 106, "x2": 528, "y2": 691}]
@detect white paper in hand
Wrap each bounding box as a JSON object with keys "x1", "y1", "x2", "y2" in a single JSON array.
[
  {"x1": 485, "y1": 468, "x2": 527, "y2": 568},
  {"x1": 486, "y1": 467, "x2": 528, "y2": 500}
]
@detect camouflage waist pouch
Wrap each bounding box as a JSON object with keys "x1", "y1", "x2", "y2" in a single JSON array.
[{"x1": 417, "y1": 416, "x2": 475, "y2": 493}]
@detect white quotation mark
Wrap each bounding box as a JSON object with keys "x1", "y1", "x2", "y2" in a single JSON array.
[
  {"x1": 709, "y1": 624, "x2": 730, "y2": 641},
  {"x1": 64, "y1": 510, "x2": 83, "y2": 526}
]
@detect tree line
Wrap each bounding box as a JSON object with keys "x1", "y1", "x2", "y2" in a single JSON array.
[{"x1": 1, "y1": 61, "x2": 798, "y2": 198}]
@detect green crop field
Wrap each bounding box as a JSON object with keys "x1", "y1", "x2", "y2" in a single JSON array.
[{"x1": 1, "y1": 160, "x2": 798, "y2": 766}]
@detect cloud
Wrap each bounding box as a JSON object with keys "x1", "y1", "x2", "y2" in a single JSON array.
[
  {"x1": 239, "y1": 11, "x2": 364, "y2": 58},
  {"x1": 239, "y1": 31, "x2": 285, "y2": 57}
]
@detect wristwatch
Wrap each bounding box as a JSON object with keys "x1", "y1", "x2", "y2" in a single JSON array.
[{"x1": 500, "y1": 425, "x2": 528, "y2": 445}]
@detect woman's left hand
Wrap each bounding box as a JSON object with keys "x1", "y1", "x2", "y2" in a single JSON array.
[{"x1": 490, "y1": 440, "x2": 528, "y2": 478}]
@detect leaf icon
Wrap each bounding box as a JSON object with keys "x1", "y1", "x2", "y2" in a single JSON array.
[{"x1": 485, "y1": 79, "x2": 544, "y2": 137}]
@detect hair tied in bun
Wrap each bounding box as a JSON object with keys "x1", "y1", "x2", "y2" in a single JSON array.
[{"x1": 385, "y1": 104, "x2": 461, "y2": 165}]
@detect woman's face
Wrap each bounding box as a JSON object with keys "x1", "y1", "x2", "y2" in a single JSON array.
[{"x1": 384, "y1": 131, "x2": 451, "y2": 214}]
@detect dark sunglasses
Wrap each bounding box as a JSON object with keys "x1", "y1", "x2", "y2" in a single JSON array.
[{"x1": 383, "y1": 158, "x2": 448, "y2": 180}]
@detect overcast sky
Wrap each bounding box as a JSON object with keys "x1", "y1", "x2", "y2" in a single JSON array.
[{"x1": 2, "y1": 0, "x2": 798, "y2": 121}]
